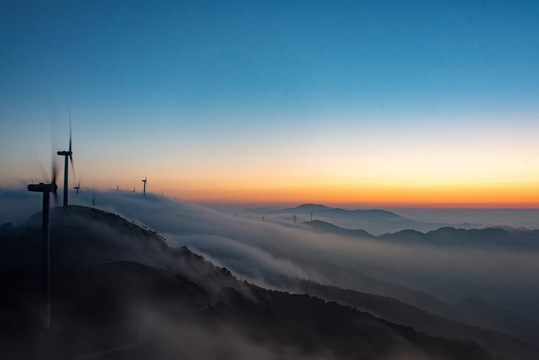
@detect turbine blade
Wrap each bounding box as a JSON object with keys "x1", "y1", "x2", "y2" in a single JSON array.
[
  {"x1": 40, "y1": 162, "x2": 49, "y2": 184},
  {"x1": 70, "y1": 154, "x2": 75, "y2": 180},
  {"x1": 51, "y1": 158, "x2": 58, "y2": 186},
  {"x1": 53, "y1": 189, "x2": 59, "y2": 207},
  {"x1": 68, "y1": 108, "x2": 72, "y2": 152},
  {"x1": 30, "y1": 146, "x2": 49, "y2": 183}
]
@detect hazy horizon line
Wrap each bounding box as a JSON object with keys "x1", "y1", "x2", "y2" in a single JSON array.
[{"x1": 3, "y1": 187, "x2": 539, "y2": 211}]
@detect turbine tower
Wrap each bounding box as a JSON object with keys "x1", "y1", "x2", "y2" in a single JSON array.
[
  {"x1": 27, "y1": 165, "x2": 58, "y2": 329},
  {"x1": 142, "y1": 175, "x2": 147, "y2": 197},
  {"x1": 57, "y1": 123, "x2": 73, "y2": 208}
]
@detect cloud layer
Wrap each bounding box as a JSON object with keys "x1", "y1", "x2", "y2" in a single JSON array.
[{"x1": 2, "y1": 188, "x2": 538, "y2": 321}]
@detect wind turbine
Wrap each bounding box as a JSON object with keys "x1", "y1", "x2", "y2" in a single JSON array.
[
  {"x1": 73, "y1": 182, "x2": 81, "y2": 195},
  {"x1": 142, "y1": 174, "x2": 147, "y2": 197},
  {"x1": 57, "y1": 122, "x2": 74, "y2": 208},
  {"x1": 27, "y1": 162, "x2": 58, "y2": 329}
]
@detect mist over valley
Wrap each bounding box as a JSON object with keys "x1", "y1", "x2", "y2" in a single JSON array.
[{"x1": 1, "y1": 190, "x2": 538, "y2": 359}]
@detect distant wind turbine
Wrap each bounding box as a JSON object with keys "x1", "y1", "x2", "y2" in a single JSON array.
[
  {"x1": 142, "y1": 174, "x2": 147, "y2": 197},
  {"x1": 27, "y1": 161, "x2": 58, "y2": 329},
  {"x1": 73, "y1": 182, "x2": 81, "y2": 195},
  {"x1": 57, "y1": 119, "x2": 74, "y2": 208}
]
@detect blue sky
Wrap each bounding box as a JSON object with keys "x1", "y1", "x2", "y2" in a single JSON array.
[{"x1": 1, "y1": 1, "x2": 539, "y2": 205}]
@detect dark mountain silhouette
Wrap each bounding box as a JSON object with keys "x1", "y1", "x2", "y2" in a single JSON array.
[
  {"x1": 306, "y1": 219, "x2": 377, "y2": 239},
  {"x1": 282, "y1": 256, "x2": 462, "y2": 321},
  {"x1": 287, "y1": 204, "x2": 408, "y2": 222},
  {"x1": 303, "y1": 219, "x2": 539, "y2": 345},
  {"x1": 305, "y1": 219, "x2": 539, "y2": 251},
  {"x1": 280, "y1": 203, "x2": 452, "y2": 234},
  {"x1": 381, "y1": 226, "x2": 539, "y2": 250},
  {"x1": 280, "y1": 278, "x2": 539, "y2": 360},
  {"x1": 0, "y1": 205, "x2": 500, "y2": 360},
  {"x1": 457, "y1": 296, "x2": 539, "y2": 347}
]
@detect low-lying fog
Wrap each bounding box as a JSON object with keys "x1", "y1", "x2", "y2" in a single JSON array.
[
  {"x1": 1, "y1": 189, "x2": 538, "y2": 320},
  {"x1": 388, "y1": 207, "x2": 539, "y2": 230}
]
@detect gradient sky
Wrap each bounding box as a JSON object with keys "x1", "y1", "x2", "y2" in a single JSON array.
[{"x1": 1, "y1": 0, "x2": 539, "y2": 207}]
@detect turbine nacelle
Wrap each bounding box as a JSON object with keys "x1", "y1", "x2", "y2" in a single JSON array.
[
  {"x1": 28, "y1": 182, "x2": 58, "y2": 193},
  {"x1": 56, "y1": 150, "x2": 72, "y2": 156},
  {"x1": 142, "y1": 176, "x2": 147, "y2": 197}
]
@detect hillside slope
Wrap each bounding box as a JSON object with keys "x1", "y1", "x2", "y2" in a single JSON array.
[{"x1": 0, "y1": 205, "x2": 514, "y2": 359}]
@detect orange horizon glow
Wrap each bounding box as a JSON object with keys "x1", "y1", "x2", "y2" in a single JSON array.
[
  {"x1": 13, "y1": 151, "x2": 538, "y2": 209},
  {"x1": 157, "y1": 181, "x2": 539, "y2": 209},
  {"x1": 6, "y1": 177, "x2": 539, "y2": 208}
]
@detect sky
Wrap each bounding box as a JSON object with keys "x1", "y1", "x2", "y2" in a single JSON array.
[{"x1": 1, "y1": 0, "x2": 539, "y2": 207}]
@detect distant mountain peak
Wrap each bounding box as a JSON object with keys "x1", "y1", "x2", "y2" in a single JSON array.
[
  {"x1": 286, "y1": 203, "x2": 405, "y2": 218},
  {"x1": 292, "y1": 203, "x2": 330, "y2": 210}
]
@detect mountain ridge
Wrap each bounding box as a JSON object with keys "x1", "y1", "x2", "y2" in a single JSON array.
[
  {"x1": 1, "y1": 205, "x2": 536, "y2": 359},
  {"x1": 306, "y1": 219, "x2": 539, "y2": 250},
  {"x1": 287, "y1": 203, "x2": 407, "y2": 219},
  {"x1": 243, "y1": 203, "x2": 455, "y2": 234}
]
